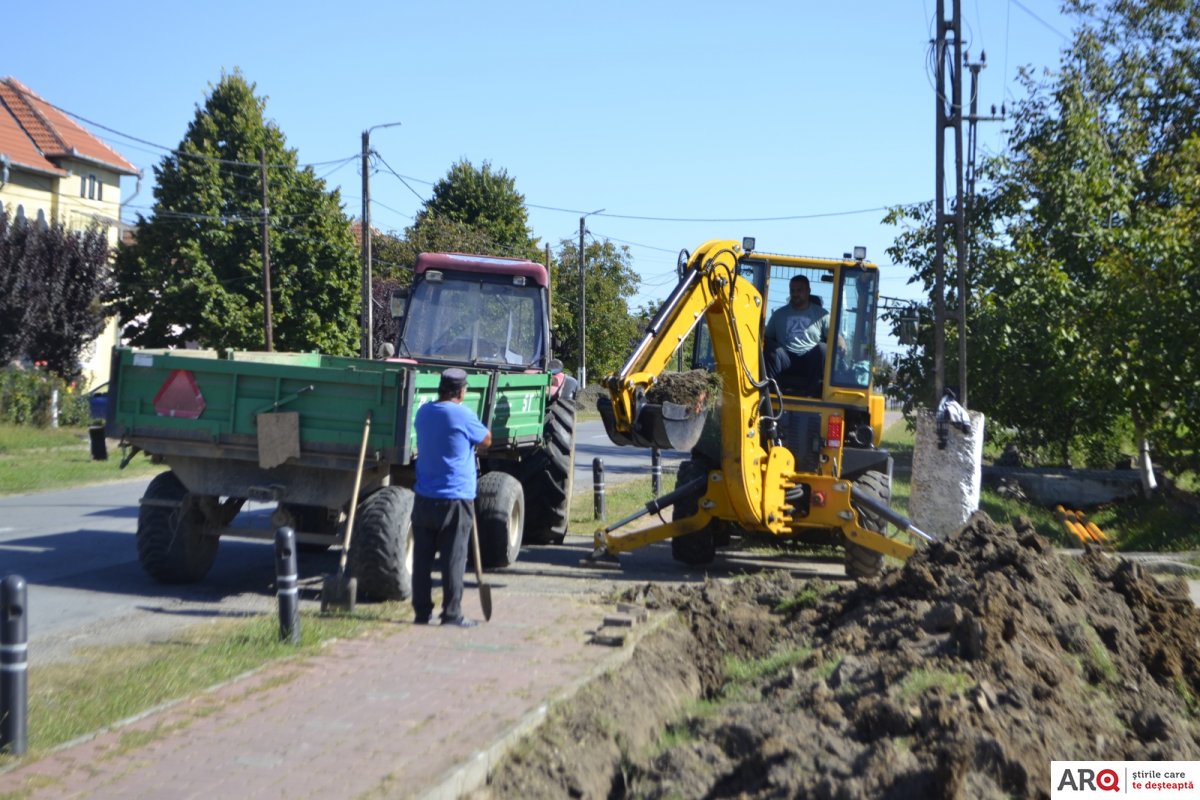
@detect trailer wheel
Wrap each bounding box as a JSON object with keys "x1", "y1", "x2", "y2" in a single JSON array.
[
  {"x1": 349, "y1": 486, "x2": 414, "y2": 601},
  {"x1": 519, "y1": 397, "x2": 576, "y2": 544},
  {"x1": 845, "y1": 470, "x2": 890, "y2": 580},
  {"x1": 670, "y1": 459, "x2": 717, "y2": 566},
  {"x1": 136, "y1": 471, "x2": 220, "y2": 584},
  {"x1": 475, "y1": 472, "x2": 523, "y2": 568}
]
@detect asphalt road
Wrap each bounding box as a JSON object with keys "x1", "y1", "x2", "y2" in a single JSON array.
[{"x1": 0, "y1": 420, "x2": 683, "y2": 664}]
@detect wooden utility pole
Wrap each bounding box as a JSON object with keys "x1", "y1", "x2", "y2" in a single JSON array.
[
  {"x1": 260, "y1": 148, "x2": 273, "y2": 352},
  {"x1": 578, "y1": 216, "x2": 586, "y2": 387}
]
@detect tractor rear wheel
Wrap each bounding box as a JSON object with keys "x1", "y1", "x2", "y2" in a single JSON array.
[
  {"x1": 844, "y1": 470, "x2": 890, "y2": 580},
  {"x1": 476, "y1": 472, "x2": 524, "y2": 568},
  {"x1": 520, "y1": 397, "x2": 576, "y2": 544},
  {"x1": 349, "y1": 486, "x2": 414, "y2": 601},
  {"x1": 670, "y1": 458, "x2": 718, "y2": 566},
  {"x1": 136, "y1": 471, "x2": 220, "y2": 584}
]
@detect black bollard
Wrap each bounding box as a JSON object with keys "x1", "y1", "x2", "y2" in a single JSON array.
[
  {"x1": 274, "y1": 527, "x2": 300, "y2": 644},
  {"x1": 1, "y1": 575, "x2": 28, "y2": 756},
  {"x1": 650, "y1": 447, "x2": 662, "y2": 496},
  {"x1": 592, "y1": 457, "x2": 606, "y2": 522},
  {"x1": 88, "y1": 423, "x2": 108, "y2": 461}
]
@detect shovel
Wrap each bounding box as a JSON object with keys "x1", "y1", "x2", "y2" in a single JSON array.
[
  {"x1": 321, "y1": 410, "x2": 373, "y2": 613},
  {"x1": 470, "y1": 513, "x2": 493, "y2": 621}
]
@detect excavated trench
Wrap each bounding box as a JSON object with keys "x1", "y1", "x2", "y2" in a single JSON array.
[{"x1": 477, "y1": 513, "x2": 1200, "y2": 799}]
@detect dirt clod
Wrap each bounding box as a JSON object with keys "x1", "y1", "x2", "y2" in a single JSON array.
[
  {"x1": 482, "y1": 512, "x2": 1200, "y2": 798},
  {"x1": 644, "y1": 370, "x2": 721, "y2": 412}
]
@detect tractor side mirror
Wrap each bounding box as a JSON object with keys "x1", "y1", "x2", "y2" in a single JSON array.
[{"x1": 389, "y1": 288, "x2": 409, "y2": 319}]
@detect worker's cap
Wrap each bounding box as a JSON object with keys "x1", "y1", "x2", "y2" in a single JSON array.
[{"x1": 439, "y1": 368, "x2": 469, "y2": 392}]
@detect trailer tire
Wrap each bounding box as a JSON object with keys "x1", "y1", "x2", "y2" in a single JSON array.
[
  {"x1": 519, "y1": 397, "x2": 576, "y2": 545},
  {"x1": 845, "y1": 470, "x2": 890, "y2": 580},
  {"x1": 670, "y1": 458, "x2": 717, "y2": 566},
  {"x1": 475, "y1": 472, "x2": 523, "y2": 568},
  {"x1": 349, "y1": 486, "x2": 414, "y2": 601},
  {"x1": 136, "y1": 471, "x2": 220, "y2": 584}
]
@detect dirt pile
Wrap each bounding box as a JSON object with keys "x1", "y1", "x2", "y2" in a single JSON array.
[
  {"x1": 483, "y1": 512, "x2": 1200, "y2": 799},
  {"x1": 645, "y1": 370, "x2": 721, "y2": 412}
]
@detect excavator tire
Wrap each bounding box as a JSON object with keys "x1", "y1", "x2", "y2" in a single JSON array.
[
  {"x1": 844, "y1": 470, "x2": 890, "y2": 580},
  {"x1": 349, "y1": 486, "x2": 414, "y2": 601},
  {"x1": 519, "y1": 397, "x2": 576, "y2": 545},
  {"x1": 670, "y1": 458, "x2": 717, "y2": 565}
]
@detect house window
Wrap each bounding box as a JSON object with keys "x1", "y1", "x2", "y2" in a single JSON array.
[
  {"x1": 97, "y1": 180, "x2": 103, "y2": 202},
  {"x1": 87, "y1": 174, "x2": 97, "y2": 200},
  {"x1": 80, "y1": 176, "x2": 87, "y2": 197}
]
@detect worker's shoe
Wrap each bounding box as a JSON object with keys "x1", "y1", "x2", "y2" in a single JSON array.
[{"x1": 442, "y1": 616, "x2": 479, "y2": 629}]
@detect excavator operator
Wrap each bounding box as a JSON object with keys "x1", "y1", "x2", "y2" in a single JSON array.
[{"x1": 764, "y1": 274, "x2": 829, "y2": 392}]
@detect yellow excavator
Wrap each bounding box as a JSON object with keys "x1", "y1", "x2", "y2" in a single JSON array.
[{"x1": 592, "y1": 238, "x2": 931, "y2": 578}]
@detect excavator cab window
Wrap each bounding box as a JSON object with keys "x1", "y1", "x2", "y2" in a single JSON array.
[{"x1": 829, "y1": 267, "x2": 879, "y2": 388}]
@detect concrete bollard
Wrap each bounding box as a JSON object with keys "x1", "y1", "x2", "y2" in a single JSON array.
[
  {"x1": 651, "y1": 447, "x2": 662, "y2": 496},
  {"x1": 274, "y1": 527, "x2": 300, "y2": 644},
  {"x1": 1, "y1": 575, "x2": 28, "y2": 755},
  {"x1": 593, "y1": 457, "x2": 606, "y2": 522}
]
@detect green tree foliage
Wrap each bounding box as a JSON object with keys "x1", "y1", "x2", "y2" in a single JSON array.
[
  {"x1": 409, "y1": 160, "x2": 539, "y2": 260},
  {"x1": 112, "y1": 70, "x2": 359, "y2": 354},
  {"x1": 0, "y1": 212, "x2": 111, "y2": 379},
  {"x1": 888, "y1": 1, "x2": 1200, "y2": 470},
  {"x1": 551, "y1": 238, "x2": 641, "y2": 382}
]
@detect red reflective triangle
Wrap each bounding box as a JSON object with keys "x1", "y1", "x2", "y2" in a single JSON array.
[{"x1": 152, "y1": 369, "x2": 206, "y2": 419}]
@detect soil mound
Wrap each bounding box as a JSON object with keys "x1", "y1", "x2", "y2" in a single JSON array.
[
  {"x1": 484, "y1": 513, "x2": 1200, "y2": 799},
  {"x1": 645, "y1": 370, "x2": 721, "y2": 412}
]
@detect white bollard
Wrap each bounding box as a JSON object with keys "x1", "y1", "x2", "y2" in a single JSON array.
[
  {"x1": 50, "y1": 388, "x2": 59, "y2": 428},
  {"x1": 908, "y1": 407, "x2": 986, "y2": 539}
]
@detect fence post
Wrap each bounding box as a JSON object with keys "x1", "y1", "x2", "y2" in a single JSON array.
[{"x1": 650, "y1": 447, "x2": 662, "y2": 496}]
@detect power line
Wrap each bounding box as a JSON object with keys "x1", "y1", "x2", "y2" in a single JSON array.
[{"x1": 1008, "y1": 0, "x2": 1070, "y2": 41}]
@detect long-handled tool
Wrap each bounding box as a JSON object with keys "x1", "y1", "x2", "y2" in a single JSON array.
[
  {"x1": 470, "y1": 513, "x2": 493, "y2": 621},
  {"x1": 322, "y1": 411, "x2": 373, "y2": 613}
]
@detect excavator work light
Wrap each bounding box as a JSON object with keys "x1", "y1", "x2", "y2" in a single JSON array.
[
  {"x1": 742, "y1": 237, "x2": 756, "y2": 252},
  {"x1": 853, "y1": 246, "x2": 867, "y2": 260}
]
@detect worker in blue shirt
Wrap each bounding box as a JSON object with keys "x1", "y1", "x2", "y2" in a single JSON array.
[{"x1": 412, "y1": 368, "x2": 492, "y2": 627}]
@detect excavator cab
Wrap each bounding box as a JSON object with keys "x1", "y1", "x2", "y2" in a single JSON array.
[{"x1": 593, "y1": 239, "x2": 926, "y2": 579}]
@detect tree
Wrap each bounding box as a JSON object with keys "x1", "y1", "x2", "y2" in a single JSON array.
[
  {"x1": 112, "y1": 70, "x2": 359, "y2": 354},
  {"x1": 886, "y1": 1, "x2": 1200, "y2": 481},
  {"x1": 0, "y1": 212, "x2": 111, "y2": 379},
  {"x1": 551, "y1": 238, "x2": 641, "y2": 382},
  {"x1": 409, "y1": 160, "x2": 539, "y2": 261}
]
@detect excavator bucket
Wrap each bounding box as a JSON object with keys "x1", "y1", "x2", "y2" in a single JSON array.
[{"x1": 597, "y1": 395, "x2": 707, "y2": 452}]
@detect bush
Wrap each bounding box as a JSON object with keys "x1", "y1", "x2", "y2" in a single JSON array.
[{"x1": 0, "y1": 366, "x2": 90, "y2": 427}]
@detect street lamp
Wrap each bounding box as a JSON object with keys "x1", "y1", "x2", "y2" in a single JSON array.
[
  {"x1": 578, "y1": 208, "x2": 604, "y2": 386},
  {"x1": 361, "y1": 121, "x2": 402, "y2": 359}
]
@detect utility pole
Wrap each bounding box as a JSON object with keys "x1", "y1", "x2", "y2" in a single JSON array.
[
  {"x1": 960, "y1": 52, "x2": 1004, "y2": 408},
  {"x1": 360, "y1": 122, "x2": 402, "y2": 359},
  {"x1": 933, "y1": 0, "x2": 963, "y2": 406},
  {"x1": 578, "y1": 208, "x2": 604, "y2": 387},
  {"x1": 260, "y1": 148, "x2": 273, "y2": 352}
]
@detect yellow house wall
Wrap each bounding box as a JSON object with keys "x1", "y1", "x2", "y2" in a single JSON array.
[{"x1": 1, "y1": 161, "x2": 131, "y2": 391}]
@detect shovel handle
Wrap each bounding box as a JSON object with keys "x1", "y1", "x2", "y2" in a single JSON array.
[
  {"x1": 338, "y1": 411, "x2": 374, "y2": 575},
  {"x1": 470, "y1": 513, "x2": 485, "y2": 585}
]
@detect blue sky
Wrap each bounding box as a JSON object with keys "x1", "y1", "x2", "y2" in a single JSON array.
[{"x1": 8, "y1": 1, "x2": 1074, "y2": 357}]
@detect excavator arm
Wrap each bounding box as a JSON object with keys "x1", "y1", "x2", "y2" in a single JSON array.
[{"x1": 595, "y1": 240, "x2": 797, "y2": 555}]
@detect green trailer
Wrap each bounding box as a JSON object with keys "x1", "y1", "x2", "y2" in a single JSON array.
[{"x1": 108, "y1": 252, "x2": 577, "y2": 599}]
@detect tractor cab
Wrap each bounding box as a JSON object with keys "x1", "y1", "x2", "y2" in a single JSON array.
[{"x1": 392, "y1": 252, "x2": 550, "y2": 371}]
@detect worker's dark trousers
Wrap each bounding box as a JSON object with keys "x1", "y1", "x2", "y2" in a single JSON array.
[
  {"x1": 766, "y1": 343, "x2": 826, "y2": 385},
  {"x1": 411, "y1": 496, "x2": 474, "y2": 623}
]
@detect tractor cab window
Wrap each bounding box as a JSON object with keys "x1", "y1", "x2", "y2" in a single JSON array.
[
  {"x1": 399, "y1": 274, "x2": 545, "y2": 367},
  {"x1": 829, "y1": 267, "x2": 878, "y2": 389}
]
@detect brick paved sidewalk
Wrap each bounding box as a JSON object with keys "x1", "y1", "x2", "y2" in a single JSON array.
[{"x1": 0, "y1": 589, "x2": 635, "y2": 800}]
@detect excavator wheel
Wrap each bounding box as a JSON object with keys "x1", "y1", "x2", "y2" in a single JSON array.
[
  {"x1": 670, "y1": 458, "x2": 718, "y2": 565},
  {"x1": 844, "y1": 470, "x2": 890, "y2": 579}
]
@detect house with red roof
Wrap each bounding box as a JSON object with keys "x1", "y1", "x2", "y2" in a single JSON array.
[{"x1": 0, "y1": 77, "x2": 141, "y2": 389}]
